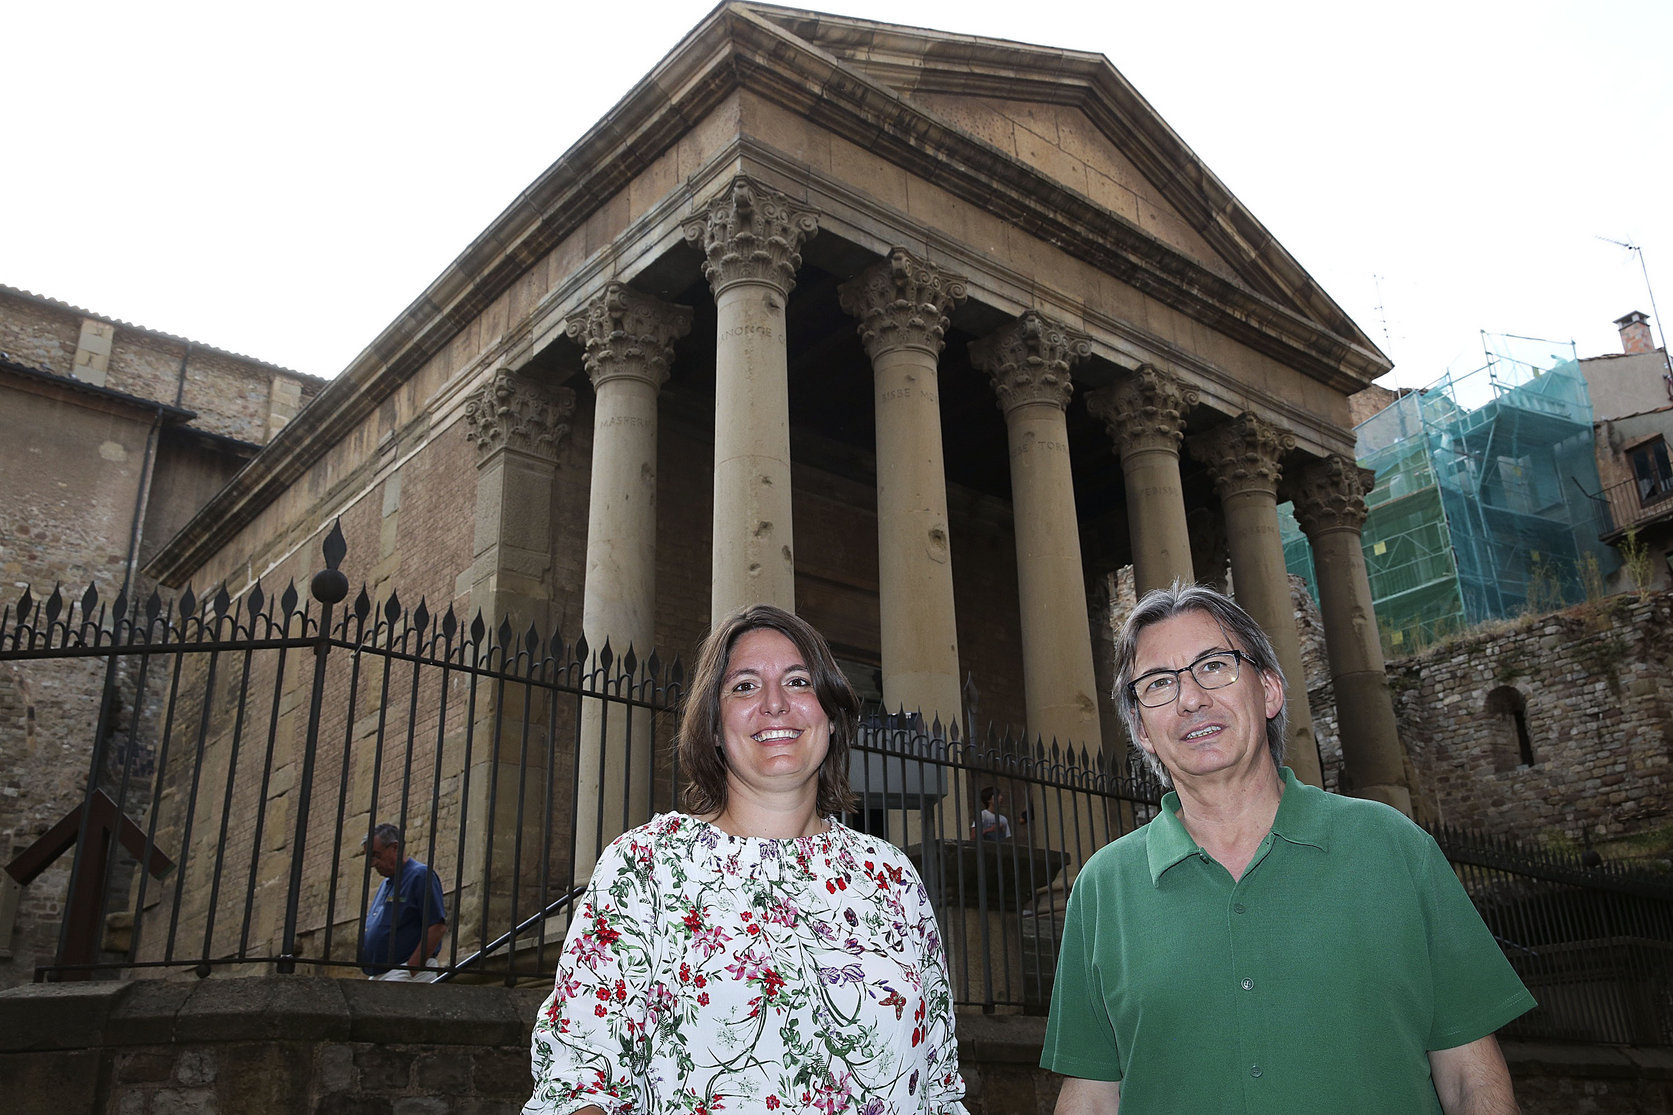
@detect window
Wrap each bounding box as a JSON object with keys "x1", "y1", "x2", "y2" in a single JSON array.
[
  {"x1": 1485, "y1": 686, "x2": 1534, "y2": 771},
  {"x1": 1629, "y1": 437, "x2": 1673, "y2": 507}
]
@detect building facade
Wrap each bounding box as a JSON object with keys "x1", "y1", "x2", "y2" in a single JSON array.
[
  {"x1": 0, "y1": 284, "x2": 324, "y2": 985},
  {"x1": 1581, "y1": 310, "x2": 1673, "y2": 591},
  {"x1": 0, "y1": 5, "x2": 1417, "y2": 981}
]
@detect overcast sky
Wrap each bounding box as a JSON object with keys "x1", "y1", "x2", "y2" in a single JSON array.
[{"x1": 5, "y1": 1, "x2": 1669, "y2": 391}]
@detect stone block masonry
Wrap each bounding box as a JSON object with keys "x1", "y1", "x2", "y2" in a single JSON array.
[
  {"x1": 1388, "y1": 589, "x2": 1673, "y2": 845},
  {"x1": 0, "y1": 977, "x2": 1664, "y2": 1114}
]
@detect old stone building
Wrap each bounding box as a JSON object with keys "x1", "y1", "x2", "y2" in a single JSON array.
[
  {"x1": 1389, "y1": 589, "x2": 1673, "y2": 856},
  {"x1": 114, "y1": 2, "x2": 1415, "y2": 970},
  {"x1": 1581, "y1": 310, "x2": 1673, "y2": 591},
  {"x1": 0, "y1": 284, "x2": 324, "y2": 985}
]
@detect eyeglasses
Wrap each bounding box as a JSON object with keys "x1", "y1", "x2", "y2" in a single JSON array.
[{"x1": 1129, "y1": 649, "x2": 1246, "y2": 708}]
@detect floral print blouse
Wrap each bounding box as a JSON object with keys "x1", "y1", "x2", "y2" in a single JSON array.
[{"x1": 524, "y1": 813, "x2": 968, "y2": 1115}]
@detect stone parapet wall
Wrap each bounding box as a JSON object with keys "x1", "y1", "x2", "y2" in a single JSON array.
[
  {"x1": 2, "y1": 978, "x2": 543, "y2": 1115},
  {"x1": 1388, "y1": 590, "x2": 1673, "y2": 843},
  {"x1": 1, "y1": 977, "x2": 1666, "y2": 1114}
]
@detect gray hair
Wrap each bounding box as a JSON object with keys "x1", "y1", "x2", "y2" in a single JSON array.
[
  {"x1": 1113, "y1": 582, "x2": 1287, "y2": 787},
  {"x1": 367, "y1": 822, "x2": 403, "y2": 850}
]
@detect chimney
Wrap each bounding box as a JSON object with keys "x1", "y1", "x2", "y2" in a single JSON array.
[{"x1": 1615, "y1": 310, "x2": 1654, "y2": 354}]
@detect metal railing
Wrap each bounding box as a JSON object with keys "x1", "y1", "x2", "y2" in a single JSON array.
[
  {"x1": 3, "y1": 525, "x2": 1671, "y2": 1037},
  {"x1": 1437, "y1": 826, "x2": 1673, "y2": 1046},
  {"x1": 1596, "y1": 474, "x2": 1673, "y2": 536}
]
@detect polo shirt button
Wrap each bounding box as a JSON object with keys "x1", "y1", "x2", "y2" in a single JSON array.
[
  {"x1": 1233, "y1": 903, "x2": 1246, "y2": 914},
  {"x1": 1250, "y1": 1065, "x2": 1263, "y2": 1078},
  {"x1": 1240, "y1": 977, "x2": 1254, "y2": 991}
]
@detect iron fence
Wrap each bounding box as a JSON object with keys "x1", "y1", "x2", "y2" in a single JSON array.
[
  {"x1": 3, "y1": 524, "x2": 1671, "y2": 1038},
  {"x1": 1436, "y1": 826, "x2": 1673, "y2": 1046}
]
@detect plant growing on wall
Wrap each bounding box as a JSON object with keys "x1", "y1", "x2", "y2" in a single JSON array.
[
  {"x1": 1579, "y1": 553, "x2": 1606, "y2": 604},
  {"x1": 1622, "y1": 527, "x2": 1655, "y2": 600},
  {"x1": 1522, "y1": 553, "x2": 1564, "y2": 616}
]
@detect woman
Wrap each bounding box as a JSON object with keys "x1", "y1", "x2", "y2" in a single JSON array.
[{"x1": 525, "y1": 605, "x2": 968, "y2": 1115}]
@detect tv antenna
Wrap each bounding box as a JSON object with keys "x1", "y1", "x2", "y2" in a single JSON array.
[
  {"x1": 1372, "y1": 273, "x2": 1392, "y2": 345},
  {"x1": 1597, "y1": 236, "x2": 1672, "y2": 380}
]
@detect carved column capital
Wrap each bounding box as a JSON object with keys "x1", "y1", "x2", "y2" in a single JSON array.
[
  {"x1": 968, "y1": 310, "x2": 1090, "y2": 414},
  {"x1": 1086, "y1": 365, "x2": 1199, "y2": 457},
  {"x1": 564, "y1": 282, "x2": 693, "y2": 392},
  {"x1": 836, "y1": 248, "x2": 968, "y2": 360},
  {"x1": 1289, "y1": 455, "x2": 1373, "y2": 535},
  {"x1": 1189, "y1": 412, "x2": 1294, "y2": 499},
  {"x1": 464, "y1": 369, "x2": 575, "y2": 463},
  {"x1": 682, "y1": 177, "x2": 819, "y2": 296}
]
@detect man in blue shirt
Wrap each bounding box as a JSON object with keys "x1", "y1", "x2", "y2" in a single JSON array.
[{"x1": 361, "y1": 822, "x2": 447, "y2": 978}]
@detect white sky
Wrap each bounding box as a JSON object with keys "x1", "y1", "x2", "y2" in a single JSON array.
[{"x1": 5, "y1": 1, "x2": 1670, "y2": 389}]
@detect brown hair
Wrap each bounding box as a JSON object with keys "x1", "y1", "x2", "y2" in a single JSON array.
[{"x1": 678, "y1": 604, "x2": 859, "y2": 818}]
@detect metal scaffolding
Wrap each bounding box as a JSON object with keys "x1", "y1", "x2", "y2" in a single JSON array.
[{"x1": 1284, "y1": 334, "x2": 1619, "y2": 654}]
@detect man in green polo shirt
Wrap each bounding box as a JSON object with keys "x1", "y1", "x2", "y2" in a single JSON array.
[{"x1": 1042, "y1": 584, "x2": 1534, "y2": 1114}]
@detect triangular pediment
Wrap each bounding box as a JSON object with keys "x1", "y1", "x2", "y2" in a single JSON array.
[{"x1": 745, "y1": 4, "x2": 1375, "y2": 354}]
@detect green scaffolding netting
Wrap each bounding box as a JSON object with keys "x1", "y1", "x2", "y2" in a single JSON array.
[{"x1": 1282, "y1": 334, "x2": 1620, "y2": 656}]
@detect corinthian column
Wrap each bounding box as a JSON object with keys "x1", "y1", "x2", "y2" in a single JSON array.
[
  {"x1": 461, "y1": 369, "x2": 574, "y2": 948},
  {"x1": 566, "y1": 283, "x2": 692, "y2": 654},
  {"x1": 565, "y1": 283, "x2": 693, "y2": 871},
  {"x1": 1289, "y1": 456, "x2": 1413, "y2": 814},
  {"x1": 1086, "y1": 366, "x2": 1197, "y2": 594},
  {"x1": 1188, "y1": 413, "x2": 1322, "y2": 787},
  {"x1": 838, "y1": 249, "x2": 966, "y2": 729},
  {"x1": 463, "y1": 369, "x2": 575, "y2": 631},
  {"x1": 684, "y1": 178, "x2": 818, "y2": 621},
  {"x1": 968, "y1": 312, "x2": 1101, "y2": 753}
]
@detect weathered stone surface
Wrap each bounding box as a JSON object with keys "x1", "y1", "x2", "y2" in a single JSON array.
[
  {"x1": 167, "y1": 975, "x2": 350, "y2": 1044},
  {"x1": 1388, "y1": 590, "x2": 1673, "y2": 842},
  {"x1": 0, "y1": 978, "x2": 126, "y2": 1051},
  {"x1": 345, "y1": 980, "x2": 530, "y2": 1047},
  {"x1": 354, "y1": 1046, "x2": 414, "y2": 1091},
  {"x1": 414, "y1": 1049, "x2": 472, "y2": 1093},
  {"x1": 2, "y1": 1048, "x2": 103, "y2": 1115}
]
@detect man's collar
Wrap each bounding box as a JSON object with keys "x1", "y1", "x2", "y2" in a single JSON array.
[
  {"x1": 1269, "y1": 766, "x2": 1330, "y2": 853},
  {"x1": 1145, "y1": 790, "x2": 1199, "y2": 884},
  {"x1": 1146, "y1": 766, "x2": 1328, "y2": 885}
]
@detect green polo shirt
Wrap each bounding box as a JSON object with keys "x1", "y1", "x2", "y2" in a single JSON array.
[{"x1": 1041, "y1": 768, "x2": 1535, "y2": 1114}]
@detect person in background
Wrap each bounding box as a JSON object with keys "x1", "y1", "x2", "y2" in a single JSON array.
[
  {"x1": 525, "y1": 604, "x2": 968, "y2": 1115},
  {"x1": 1044, "y1": 583, "x2": 1534, "y2": 1114},
  {"x1": 973, "y1": 786, "x2": 1012, "y2": 840},
  {"x1": 360, "y1": 822, "x2": 446, "y2": 980}
]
